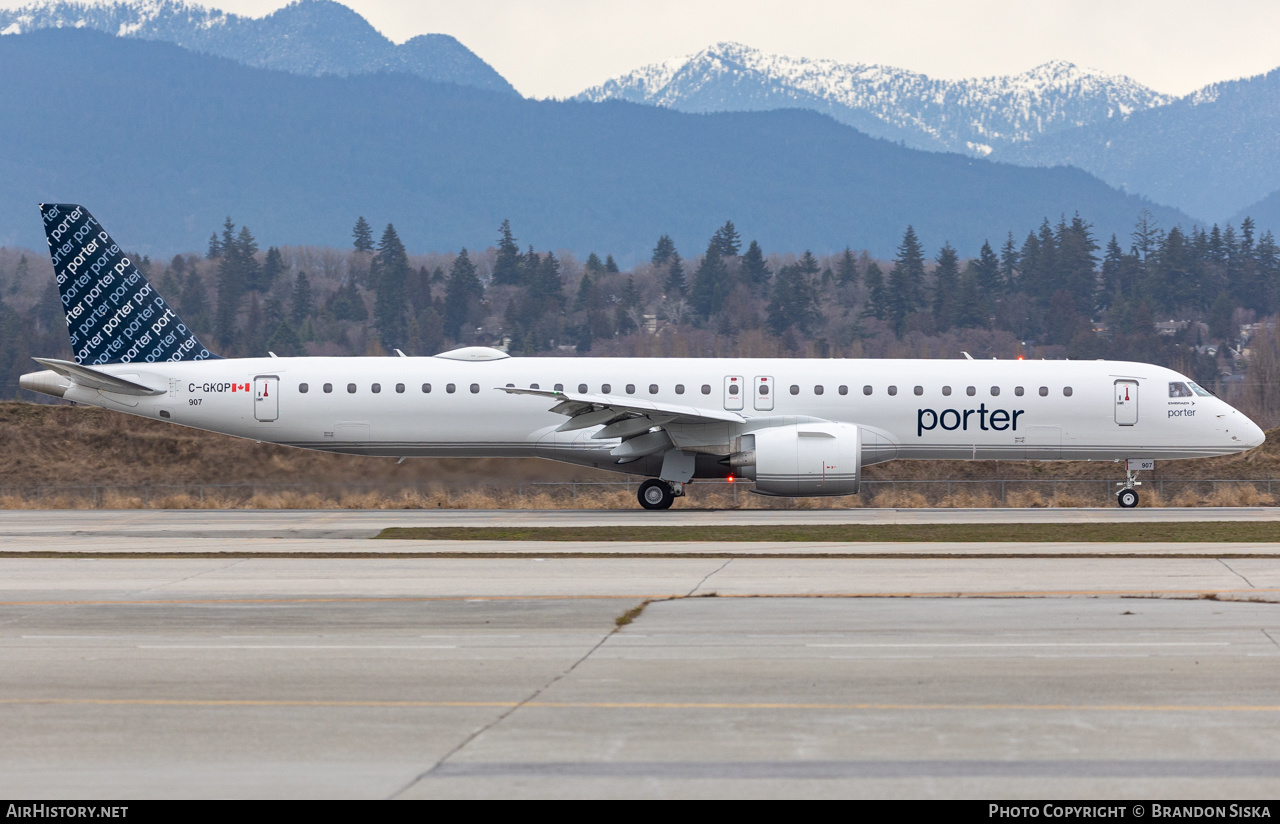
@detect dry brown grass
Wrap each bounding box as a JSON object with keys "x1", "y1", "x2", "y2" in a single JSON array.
[{"x1": 4, "y1": 400, "x2": 1280, "y2": 509}]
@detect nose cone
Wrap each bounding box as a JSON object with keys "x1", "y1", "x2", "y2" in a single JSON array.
[{"x1": 1243, "y1": 417, "x2": 1266, "y2": 450}]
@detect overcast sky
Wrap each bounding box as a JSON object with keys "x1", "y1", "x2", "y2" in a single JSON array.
[{"x1": 6, "y1": 0, "x2": 1280, "y2": 98}]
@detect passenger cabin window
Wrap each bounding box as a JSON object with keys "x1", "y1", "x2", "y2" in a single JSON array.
[
  {"x1": 942, "y1": 386, "x2": 952, "y2": 396},
  {"x1": 702, "y1": 385, "x2": 711, "y2": 395},
  {"x1": 1169, "y1": 382, "x2": 1194, "y2": 398},
  {"x1": 579, "y1": 384, "x2": 588, "y2": 393},
  {"x1": 1015, "y1": 386, "x2": 1024, "y2": 396},
  {"x1": 1039, "y1": 386, "x2": 1049, "y2": 397},
  {"x1": 789, "y1": 385, "x2": 799, "y2": 395},
  {"x1": 626, "y1": 384, "x2": 636, "y2": 394},
  {"x1": 530, "y1": 383, "x2": 539, "y2": 390},
  {"x1": 759, "y1": 384, "x2": 769, "y2": 396},
  {"x1": 887, "y1": 386, "x2": 897, "y2": 396},
  {"x1": 323, "y1": 383, "x2": 333, "y2": 393},
  {"x1": 446, "y1": 383, "x2": 456, "y2": 394},
  {"x1": 555, "y1": 384, "x2": 564, "y2": 392},
  {"x1": 371, "y1": 383, "x2": 381, "y2": 394},
  {"x1": 675, "y1": 384, "x2": 685, "y2": 395},
  {"x1": 838, "y1": 385, "x2": 848, "y2": 395},
  {"x1": 396, "y1": 383, "x2": 405, "y2": 394},
  {"x1": 470, "y1": 384, "x2": 480, "y2": 394},
  {"x1": 913, "y1": 386, "x2": 923, "y2": 396},
  {"x1": 966, "y1": 386, "x2": 976, "y2": 396},
  {"x1": 299, "y1": 383, "x2": 309, "y2": 393},
  {"x1": 814, "y1": 385, "x2": 824, "y2": 395},
  {"x1": 990, "y1": 386, "x2": 1000, "y2": 396},
  {"x1": 1063, "y1": 387, "x2": 1073, "y2": 397},
  {"x1": 422, "y1": 383, "x2": 431, "y2": 393},
  {"x1": 602, "y1": 384, "x2": 611, "y2": 394},
  {"x1": 863, "y1": 385, "x2": 872, "y2": 395},
  {"x1": 347, "y1": 383, "x2": 356, "y2": 394},
  {"x1": 729, "y1": 384, "x2": 740, "y2": 396},
  {"x1": 649, "y1": 384, "x2": 659, "y2": 395}
]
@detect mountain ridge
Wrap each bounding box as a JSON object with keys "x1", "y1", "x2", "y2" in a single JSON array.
[
  {"x1": 0, "y1": 0, "x2": 518, "y2": 94},
  {"x1": 575, "y1": 42, "x2": 1172, "y2": 156}
]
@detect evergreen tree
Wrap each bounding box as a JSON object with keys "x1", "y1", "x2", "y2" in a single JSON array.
[
  {"x1": 797, "y1": 250, "x2": 820, "y2": 277},
  {"x1": 290, "y1": 272, "x2": 314, "y2": 328},
  {"x1": 444, "y1": 249, "x2": 483, "y2": 340},
  {"x1": 604, "y1": 255, "x2": 620, "y2": 274},
  {"x1": 665, "y1": 252, "x2": 687, "y2": 296},
  {"x1": 931, "y1": 242, "x2": 960, "y2": 331},
  {"x1": 236, "y1": 225, "x2": 261, "y2": 293},
  {"x1": 836, "y1": 247, "x2": 858, "y2": 287},
  {"x1": 352, "y1": 217, "x2": 374, "y2": 253},
  {"x1": 491, "y1": 219, "x2": 522, "y2": 286},
  {"x1": 214, "y1": 217, "x2": 244, "y2": 344},
  {"x1": 973, "y1": 240, "x2": 1001, "y2": 294},
  {"x1": 955, "y1": 266, "x2": 986, "y2": 328},
  {"x1": 766, "y1": 263, "x2": 819, "y2": 334},
  {"x1": 886, "y1": 226, "x2": 926, "y2": 334},
  {"x1": 689, "y1": 240, "x2": 732, "y2": 318},
  {"x1": 1055, "y1": 214, "x2": 1099, "y2": 315},
  {"x1": 259, "y1": 246, "x2": 284, "y2": 292},
  {"x1": 573, "y1": 271, "x2": 595, "y2": 312},
  {"x1": 372, "y1": 223, "x2": 409, "y2": 349},
  {"x1": 862, "y1": 261, "x2": 888, "y2": 321},
  {"x1": 711, "y1": 221, "x2": 742, "y2": 257},
  {"x1": 207, "y1": 232, "x2": 221, "y2": 260},
  {"x1": 584, "y1": 253, "x2": 605, "y2": 275},
  {"x1": 740, "y1": 240, "x2": 770, "y2": 294},
  {"x1": 406, "y1": 265, "x2": 433, "y2": 313},
  {"x1": 999, "y1": 232, "x2": 1020, "y2": 290},
  {"x1": 652, "y1": 234, "x2": 675, "y2": 266},
  {"x1": 616, "y1": 275, "x2": 642, "y2": 335}
]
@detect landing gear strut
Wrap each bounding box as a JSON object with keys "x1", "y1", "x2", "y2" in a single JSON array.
[
  {"x1": 1116, "y1": 466, "x2": 1142, "y2": 508},
  {"x1": 638, "y1": 479, "x2": 682, "y2": 510}
]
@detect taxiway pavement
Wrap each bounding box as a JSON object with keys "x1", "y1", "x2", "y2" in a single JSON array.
[{"x1": 2, "y1": 509, "x2": 1279, "y2": 798}]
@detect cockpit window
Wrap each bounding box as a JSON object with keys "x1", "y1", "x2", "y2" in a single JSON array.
[
  {"x1": 1188, "y1": 382, "x2": 1214, "y2": 397},
  {"x1": 1169, "y1": 381, "x2": 1194, "y2": 398}
]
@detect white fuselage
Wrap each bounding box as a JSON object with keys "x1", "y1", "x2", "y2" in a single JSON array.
[{"x1": 36, "y1": 356, "x2": 1265, "y2": 481}]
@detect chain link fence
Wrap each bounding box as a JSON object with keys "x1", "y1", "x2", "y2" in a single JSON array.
[{"x1": 0, "y1": 477, "x2": 1275, "y2": 508}]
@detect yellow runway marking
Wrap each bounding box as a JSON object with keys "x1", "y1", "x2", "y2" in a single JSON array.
[{"x1": 2, "y1": 698, "x2": 1280, "y2": 712}]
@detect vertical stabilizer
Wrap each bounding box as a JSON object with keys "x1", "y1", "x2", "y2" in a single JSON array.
[{"x1": 40, "y1": 203, "x2": 218, "y2": 364}]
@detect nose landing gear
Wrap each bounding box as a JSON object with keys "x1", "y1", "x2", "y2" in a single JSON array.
[
  {"x1": 637, "y1": 479, "x2": 683, "y2": 510},
  {"x1": 1116, "y1": 461, "x2": 1146, "y2": 508}
]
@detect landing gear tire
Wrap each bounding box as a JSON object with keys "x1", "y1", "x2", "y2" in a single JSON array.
[
  {"x1": 638, "y1": 479, "x2": 675, "y2": 511},
  {"x1": 1117, "y1": 488, "x2": 1139, "y2": 509}
]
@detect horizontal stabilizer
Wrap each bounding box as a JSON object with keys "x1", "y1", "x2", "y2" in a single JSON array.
[{"x1": 33, "y1": 358, "x2": 165, "y2": 396}]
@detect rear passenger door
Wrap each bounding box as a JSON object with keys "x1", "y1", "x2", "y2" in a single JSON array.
[{"x1": 754, "y1": 376, "x2": 774, "y2": 411}]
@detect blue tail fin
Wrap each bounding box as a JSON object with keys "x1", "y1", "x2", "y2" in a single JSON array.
[{"x1": 40, "y1": 203, "x2": 219, "y2": 365}]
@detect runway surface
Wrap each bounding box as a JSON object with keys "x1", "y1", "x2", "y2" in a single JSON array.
[
  {"x1": 1, "y1": 507, "x2": 1279, "y2": 539},
  {"x1": 2, "y1": 509, "x2": 1279, "y2": 798}
]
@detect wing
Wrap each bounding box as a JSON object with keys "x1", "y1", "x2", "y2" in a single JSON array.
[{"x1": 497, "y1": 386, "x2": 744, "y2": 461}]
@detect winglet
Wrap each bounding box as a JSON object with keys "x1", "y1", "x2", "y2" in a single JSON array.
[{"x1": 39, "y1": 203, "x2": 219, "y2": 365}]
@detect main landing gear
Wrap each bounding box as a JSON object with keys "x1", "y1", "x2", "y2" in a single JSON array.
[{"x1": 638, "y1": 479, "x2": 685, "y2": 510}]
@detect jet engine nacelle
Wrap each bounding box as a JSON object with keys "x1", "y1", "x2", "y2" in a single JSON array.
[{"x1": 743, "y1": 422, "x2": 862, "y2": 497}]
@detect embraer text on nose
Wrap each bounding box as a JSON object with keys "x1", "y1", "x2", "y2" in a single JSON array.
[{"x1": 918, "y1": 405, "x2": 1025, "y2": 436}]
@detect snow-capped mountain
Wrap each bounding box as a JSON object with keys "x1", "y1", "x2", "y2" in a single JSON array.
[
  {"x1": 0, "y1": 0, "x2": 517, "y2": 95},
  {"x1": 576, "y1": 42, "x2": 1171, "y2": 156}
]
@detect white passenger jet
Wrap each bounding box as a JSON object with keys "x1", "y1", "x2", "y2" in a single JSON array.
[{"x1": 19, "y1": 204, "x2": 1266, "y2": 509}]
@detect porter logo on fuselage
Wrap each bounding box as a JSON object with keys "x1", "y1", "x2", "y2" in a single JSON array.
[{"x1": 917, "y1": 405, "x2": 1025, "y2": 436}]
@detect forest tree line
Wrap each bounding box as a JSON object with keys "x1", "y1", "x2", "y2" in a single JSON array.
[{"x1": 2, "y1": 209, "x2": 1280, "y2": 424}]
